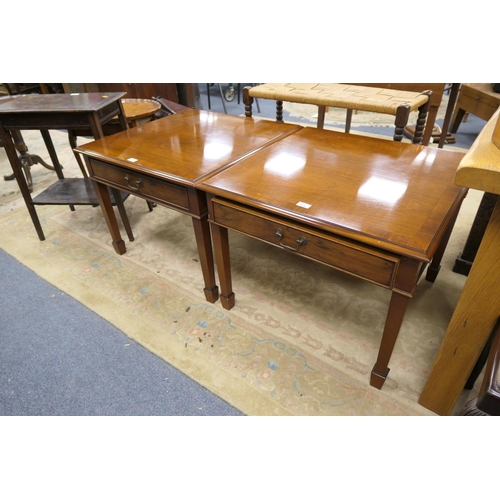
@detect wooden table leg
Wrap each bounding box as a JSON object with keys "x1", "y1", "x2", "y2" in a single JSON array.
[
  {"x1": 426, "y1": 209, "x2": 460, "y2": 282},
  {"x1": 0, "y1": 126, "x2": 46, "y2": 240},
  {"x1": 419, "y1": 198, "x2": 500, "y2": 415},
  {"x1": 371, "y1": 291, "x2": 412, "y2": 389},
  {"x1": 191, "y1": 217, "x2": 219, "y2": 303},
  {"x1": 38, "y1": 129, "x2": 77, "y2": 213},
  {"x1": 109, "y1": 187, "x2": 134, "y2": 243},
  {"x1": 90, "y1": 179, "x2": 126, "y2": 255},
  {"x1": 211, "y1": 224, "x2": 235, "y2": 310},
  {"x1": 371, "y1": 258, "x2": 422, "y2": 389}
]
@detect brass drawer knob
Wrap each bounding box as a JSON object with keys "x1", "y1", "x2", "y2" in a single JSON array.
[
  {"x1": 124, "y1": 174, "x2": 143, "y2": 191},
  {"x1": 275, "y1": 228, "x2": 307, "y2": 252}
]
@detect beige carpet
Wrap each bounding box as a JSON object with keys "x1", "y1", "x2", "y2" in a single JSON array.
[{"x1": 0, "y1": 128, "x2": 482, "y2": 415}]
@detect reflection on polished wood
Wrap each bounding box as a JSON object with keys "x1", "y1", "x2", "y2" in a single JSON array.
[
  {"x1": 75, "y1": 109, "x2": 301, "y2": 302},
  {"x1": 201, "y1": 126, "x2": 467, "y2": 388}
]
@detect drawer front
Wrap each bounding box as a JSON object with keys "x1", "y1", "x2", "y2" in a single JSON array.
[
  {"x1": 461, "y1": 88, "x2": 500, "y2": 121},
  {"x1": 89, "y1": 158, "x2": 190, "y2": 211},
  {"x1": 211, "y1": 200, "x2": 399, "y2": 289}
]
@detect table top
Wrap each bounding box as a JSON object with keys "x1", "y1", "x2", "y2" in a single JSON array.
[
  {"x1": 201, "y1": 127, "x2": 467, "y2": 260},
  {"x1": 121, "y1": 98, "x2": 161, "y2": 121},
  {"x1": 76, "y1": 109, "x2": 301, "y2": 186},
  {"x1": 0, "y1": 92, "x2": 126, "y2": 114}
]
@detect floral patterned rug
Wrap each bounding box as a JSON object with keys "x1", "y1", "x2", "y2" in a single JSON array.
[{"x1": 0, "y1": 129, "x2": 481, "y2": 415}]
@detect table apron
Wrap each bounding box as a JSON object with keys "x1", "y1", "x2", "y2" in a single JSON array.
[
  {"x1": 87, "y1": 158, "x2": 200, "y2": 216},
  {"x1": 0, "y1": 112, "x2": 98, "y2": 131},
  {"x1": 0, "y1": 103, "x2": 121, "y2": 131},
  {"x1": 209, "y1": 197, "x2": 402, "y2": 290}
]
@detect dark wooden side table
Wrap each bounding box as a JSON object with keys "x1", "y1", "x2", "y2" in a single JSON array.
[
  {"x1": 75, "y1": 109, "x2": 301, "y2": 303},
  {"x1": 200, "y1": 127, "x2": 467, "y2": 389},
  {"x1": 0, "y1": 92, "x2": 129, "y2": 241}
]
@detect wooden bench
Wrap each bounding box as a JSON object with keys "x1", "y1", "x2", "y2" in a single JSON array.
[{"x1": 243, "y1": 83, "x2": 432, "y2": 144}]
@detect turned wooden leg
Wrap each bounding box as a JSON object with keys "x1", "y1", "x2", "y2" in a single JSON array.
[
  {"x1": 371, "y1": 292, "x2": 412, "y2": 389},
  {"x1": 276, "y1": 100, "x2": 283, "y2": 122},
  {"x1": 242, "y1": 86, "x2": 253, "y2": 118},
  {"x1": 211, "y1": 224, "x2": 235, "y2": 310},
  {"x1": 191, "y1": 218, "x2": 219, "y2": 303},
  {"x1": 393, "y1": 104, "x2": 411, "y2": 142},
  {"x1": 412, "y1": 90, "x2": 432, "y2": 145}
]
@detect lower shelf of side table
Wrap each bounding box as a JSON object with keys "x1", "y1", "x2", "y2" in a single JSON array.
[{"x1": 31, "y1": 178, "x2": 129, "y2": 206}]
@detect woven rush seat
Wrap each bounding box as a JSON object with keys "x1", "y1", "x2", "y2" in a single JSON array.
[{"x1": 243, "y1": 83, "x2": 432, "y2": 143}]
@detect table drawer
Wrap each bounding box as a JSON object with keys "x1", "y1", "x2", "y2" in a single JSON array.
[
  {"x1": 89, "y1": 158, "x2": 190, "y2": 211},
  {"x1": 211, "y1": 199, "x2": 399, "y2": 289},
  {"x1": 461, "y1": 86, "x2": 500, "y2": 121}
]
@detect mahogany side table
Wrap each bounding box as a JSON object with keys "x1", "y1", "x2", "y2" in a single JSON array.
[
  {"x1": 200, "y1": 127, "x2": 467, "y2": 388},
  {"x1": 75, "y1": 109, "x2": 301, "y2": 302}
]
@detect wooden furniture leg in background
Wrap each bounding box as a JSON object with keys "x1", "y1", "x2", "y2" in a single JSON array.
[
  {"x1": 453, "y1": 192, "x2": 498, "y2": 276},
  {"x1": 210, "y1": 223, "x2": 235, "y2": 310},
  {"x1": 90, "y1": 179, "x2": 127, "y2": 255},
  {"x1": 192, "y1": 218, "x2": 219, "y2": 304},
  {"x1": 438, "y1": 83, "x2": 460, "y2": 148},
  {"x1": 3, "y1": 130, "x2": 57, "y2": 191},
  {"x1": 0, "y1": 125, "x2": 46, "y2": 240}
]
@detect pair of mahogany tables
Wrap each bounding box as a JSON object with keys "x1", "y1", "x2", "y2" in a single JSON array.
[{"x1": 1, "y1": 94, "x2": 468, "y2": 413}]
